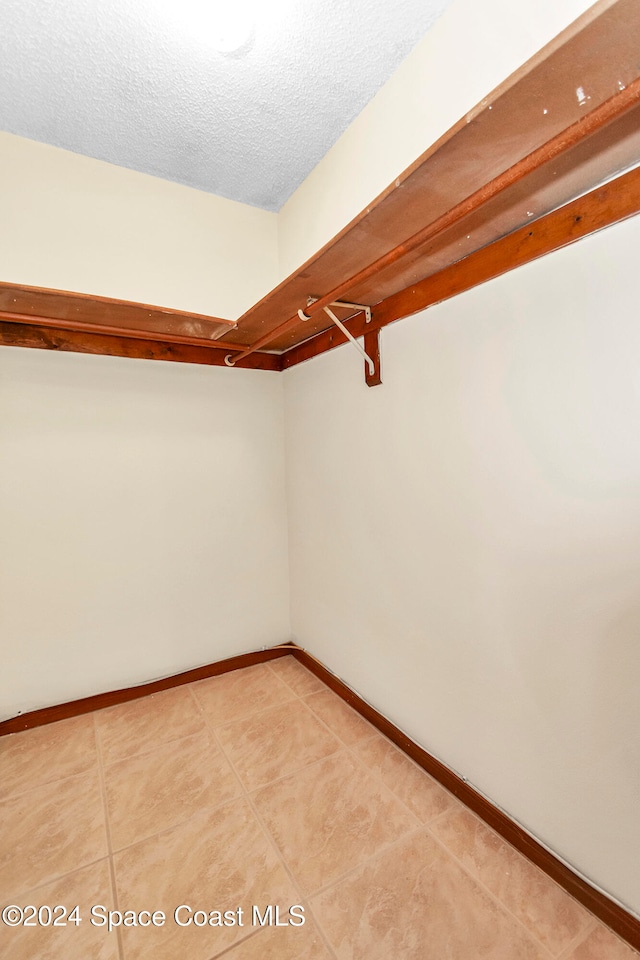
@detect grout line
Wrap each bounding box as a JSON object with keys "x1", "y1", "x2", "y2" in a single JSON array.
[
  {"x1": 188, "y1": 673, "x2": 439, "y2": 958},
  {"x1": 100, "y1": 723, "x2": 211, "y2": 773},
  {"x1": 304, "y1": 823, "x2": 426, "y2": 903},
  {"x1": 286, "y1": 686, "x2": 453, "y2": 834},
  {"x1": 292, "y1": 700, "x2": 430, "y2": 831},
  {"x1": 194, "y1": 689, "x2": 300, "y2": 735},
  {"x1": 284, "y1": 900, "x2": 339, "y2": 960},
  {"x1": 107, "y1": 794, "x2": 241, "y2": 858},
  {"x1": 101, "y1": 683, "x2": 288, "y2": 956},
  {"x1": 100, "y1": 710, "x2": 245, "y2": 853},
  {"x1": 2, "y1": 854, "x2": 114, "y2": 905},
  {"x1": 91, "y1": 689, "x2": 254, "y2": 857},
  {"x1": 301, "y1": 820, "x2": 551, "y2": 960},
  {"x1": 193, "y1": 662, "x2": 429, "y2": 911},
  {"x1": 185, "y1": 684, "x2": 295, "y2": 956},
  {"x1": 433, "y1": 804, "x2": 607, "y2": 955},
  {"x1": 424, "y1": 823, "x2": 578, "y2": 959},
  {"x1": 341, "y1": 736, "x2": 455, "y2": 827},
  {"x1": 0, "y1": 648, "x2": 296, "y2": 737},
  {"x1": 0, "y1": 760, "x2": 104, "y2": 804},
  {"x1": 189, "y1": 682, "x2": 339, "y2": 960},
  {"x1": 0, "y1": 725, "x2": 118, "y2": 902},
  {"x1": 231, "y1": 662, "x2": 592, "y2": 956},
  {"x1": 300, "y1": 690, "x2": 380, "y2": 740},
  {"x1": 553, "y1": 918, "x2": 600, "y2": 960},
  {"x1": 92, "y1": 714, "x2": 125, "y2": 960},
  {"x1": 303, "y1": 828, "x2": 503, "y2": 952},
  {"x1": 0, "y1": 714, "x2": 97, "y2": 800},
  {"x1": 204, "y1": 926, "x2": 264, "y2": 959},
  {"x1": 246, "y1": 742, "x2": 345, "y2": 794},
  {"x1": 94, "y1": 688, "x2": 208, "y2": 766},
  {"x1": 264, "y1": 658, "x2": 327, "y2": 697},
  {"x1": 199, "y1": 689, "x2": 354, "y2": 794}
]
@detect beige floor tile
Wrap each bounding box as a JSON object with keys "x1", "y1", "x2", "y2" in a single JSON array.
[
  {"x1": 351, "y1": 732, "x2": 458, "y2": 823},
  {"x1": 0, "y1": 770, "x2": 108, "y2": 900},
  {"x1": 253, "y1": 750, "x2": 419, "y2": 896},
  {"x1": 303, "y1": 691, "x2": 377, "y2": 747},
  {"x1": 268, "y1": 656, "x2": 326, "y2": 697},
  {"x1": 430, "y1": 806, "x2": 592, "y2": 956},
  {"x1": 568, "y1": 924, "x2": 640, "y2": 959},
  {"x1": 312, "y1": 830, "x2": 548, "y2": 960},
  {"x1": 0, "y1": 715, "x2": 98, "y2": 800},
  {"x1": 113, "y1": 797, "x2": 299, "y2": 960},
  {"x1": 95, "y1": 686, "x2": 205, "y2": 764},
  {"x1": 192, "y1": 663, "x2": 296, "y2": 727},
  {"x1": 104, "y1": 729, "x2": 241, "y2": 850},
  {"x1": 217, "y1": 699, "x2": 340, "y2": 791},
  {"x1": 221, "y1": 913, "x2": 334, "y2": 959},
  {"x1": 3, "y1": 662, "x2": 636, "y2": 960},
  {"x1": 0, "y1": 859, "x2": 118, "y2": 960}
]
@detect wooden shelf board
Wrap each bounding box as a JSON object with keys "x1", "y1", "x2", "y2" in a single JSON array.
[{"x1": 221, "y1": 0, "x2": 640, "y2": 355}]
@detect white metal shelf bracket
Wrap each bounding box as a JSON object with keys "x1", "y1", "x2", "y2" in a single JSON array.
[
  {"x1": 302, "y1": 298, "x2": 381, "y2": 386},
  {"x1": 323, "y1": 305, "x2": 375, "y2": 376}
]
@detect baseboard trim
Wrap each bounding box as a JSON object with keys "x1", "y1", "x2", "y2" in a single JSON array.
[
  {"x1": 0, "y1": 644, "x2": 296, "y2": 735},
  {"x1": 2, "y1": 640, "x2": 638, "y2": 951},
  {"x1": 288, "y1": 644, "x2": 640, "y2": 953}
]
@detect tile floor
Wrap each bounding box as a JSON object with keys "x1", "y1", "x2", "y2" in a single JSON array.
[{"x1": 1, "y1": 655, "x2": 638, "y2": 960}]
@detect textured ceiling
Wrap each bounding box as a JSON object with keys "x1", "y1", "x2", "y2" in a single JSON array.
[{"x1": 0, "y1": 0, "x2": 450, "y2": 211}]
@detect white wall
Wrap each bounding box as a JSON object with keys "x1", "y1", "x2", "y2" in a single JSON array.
[
  {"x1": 277, "y1": 0, "x2": 600, "y2": 279},
  {"x1": 0, "y1": 131, "x2": 278, "y2": 319},
  {"x1": 284, "y1": 214, "x2": 640, "y2": 916},
  {"x1": 0, "y1": 347, "x2": 290, "y2": 719}
]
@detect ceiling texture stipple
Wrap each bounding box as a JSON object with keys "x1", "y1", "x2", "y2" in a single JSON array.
[{"x1": 0, "y1": 0, "x2": 450, "y2": 211}]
